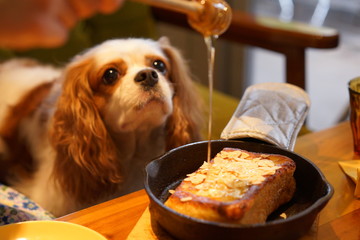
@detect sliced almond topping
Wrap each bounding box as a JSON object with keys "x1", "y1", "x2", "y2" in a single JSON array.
[
  {"x1": 180, "y1": 196, "x2": 193, "y2": 202},
  {"x1": 179, "y1": 149, "x2": 281, "y2": 200},
  {"x1": 189, "y1": 174, "x2": 206, "y2": 184},
  {"x1": 240, "y1": 152, "x2": 250, "y2": 159}
]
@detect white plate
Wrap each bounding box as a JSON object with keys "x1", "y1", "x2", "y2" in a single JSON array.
[{"x1": 0, "y1": 221, "x2": 107, "y2": 240}]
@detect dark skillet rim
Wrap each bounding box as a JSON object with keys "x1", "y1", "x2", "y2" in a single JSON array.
[{"x1": 144, "y1": 139, "x2": 334, "y2": 229}]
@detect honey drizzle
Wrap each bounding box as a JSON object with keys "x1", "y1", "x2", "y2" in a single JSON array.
[
  {"x1": 186, "y1": 0, "x2": 231, "y2": 163},
  {"x1": 205, "y1": 36, "x2": 217, "y2": 163}
]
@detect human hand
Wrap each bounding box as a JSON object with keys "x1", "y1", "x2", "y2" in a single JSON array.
[{"x1": 0, "y1": 0, "x2": 124, "y2": 50}]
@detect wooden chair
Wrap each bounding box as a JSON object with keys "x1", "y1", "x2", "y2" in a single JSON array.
[{"x1": 150, "y1": 7, "x2": 339, "y2": 90}]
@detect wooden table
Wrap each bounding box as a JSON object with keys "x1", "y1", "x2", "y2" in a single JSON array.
[{"x1": 57, "y1": 122, "x2": 360, "y2": 239}]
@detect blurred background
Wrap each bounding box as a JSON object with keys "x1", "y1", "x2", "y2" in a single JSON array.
[
  {"x1": 248, "y1": 0, "x2": 360, "y2": 131},
  {"x1": 1, "y1": 0, "x2": 359, "y2": 132},
  {"x1": 158, "y1": 0, "x2": 360, "y2": 132}
]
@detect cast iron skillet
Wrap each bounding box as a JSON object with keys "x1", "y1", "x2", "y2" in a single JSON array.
[{"x1": 145, "y1": 139, "x2": 333, "y2": 240}]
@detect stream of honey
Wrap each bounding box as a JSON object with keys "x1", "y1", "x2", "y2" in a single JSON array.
[
  {"x1": 205, "y1": 36, "x2": 216, "y2": 162},
  {"x1": 187, "y1": 0, "x2": 231, "y2": 162}
]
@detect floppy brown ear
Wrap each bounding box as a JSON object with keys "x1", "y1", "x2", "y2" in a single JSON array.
[
  {"x1": 50, "y1": 58, "x2": 122, "y2": 204},
  {"x1": 160, "y1": 38, "x2": 204, "y2": 150}
]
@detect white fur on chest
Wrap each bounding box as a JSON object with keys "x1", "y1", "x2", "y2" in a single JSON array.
[{"x1": 111, "y1": 126, "x2": 166, "y2": 195}]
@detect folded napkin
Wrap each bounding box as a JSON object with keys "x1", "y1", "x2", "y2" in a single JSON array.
[
  {"x1": 221, "y1": 82, "x2": 310, "y2": 151},
  {"x1": 0, "y1": 183, "x2": 54, "y2": 225},
  {"x1": 338, "y1": 160, "x2": 360, "y2": 198}
]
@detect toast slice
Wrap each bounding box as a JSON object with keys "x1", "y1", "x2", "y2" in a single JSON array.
[{"x1": 164, "y1": 148, "x2": 296, "y2": 224}]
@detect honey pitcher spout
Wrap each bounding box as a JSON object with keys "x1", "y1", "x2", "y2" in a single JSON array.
[{"x1": 131, "y1": 0, "x2": 232, "y2": 37}]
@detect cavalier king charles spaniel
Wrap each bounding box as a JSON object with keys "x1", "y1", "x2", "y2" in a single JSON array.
[{"x1": 0, "y1": 37, "x2": 203, "y2": 217}]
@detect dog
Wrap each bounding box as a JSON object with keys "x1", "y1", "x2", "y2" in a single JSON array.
[{"x1": 0, "y1": 37, "x2": 203, "y2": 217}]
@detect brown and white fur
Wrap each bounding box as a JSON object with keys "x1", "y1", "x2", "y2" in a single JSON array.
[{"x1": 0, "y1": 37, "x2": 203, "y2": 217}]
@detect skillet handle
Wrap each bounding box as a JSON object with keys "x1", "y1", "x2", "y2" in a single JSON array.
[{"x1": 220, "y1": 82, "x2": 310, "y2": 151}]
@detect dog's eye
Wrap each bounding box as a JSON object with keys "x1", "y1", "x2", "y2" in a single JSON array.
[
  {"x1": 102, "y1": 68, "x2": 119, "y2": 85},
  {"x1": 153, "y1": 60, "x2": 167, "y2": 74}
]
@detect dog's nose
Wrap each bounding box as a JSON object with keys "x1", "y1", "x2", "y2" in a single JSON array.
[{"x1": 135, "y1": 69, "x2": 159, "y2": 88}]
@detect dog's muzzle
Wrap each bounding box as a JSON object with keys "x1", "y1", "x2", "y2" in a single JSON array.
[{"x1": 135, "y1": 69, "x2": 159, "y2": 89}]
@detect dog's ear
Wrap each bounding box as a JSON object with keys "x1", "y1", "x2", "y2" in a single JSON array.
[
  {"x1": 158, "y1": 36, "x2": 171, "y2": 46},
  {"x1": 159, "y1": 38, "x2": 204, "y2": 150},
  {"x1": 50, "y1": 57, "x2": 122, "y2": 204}
]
